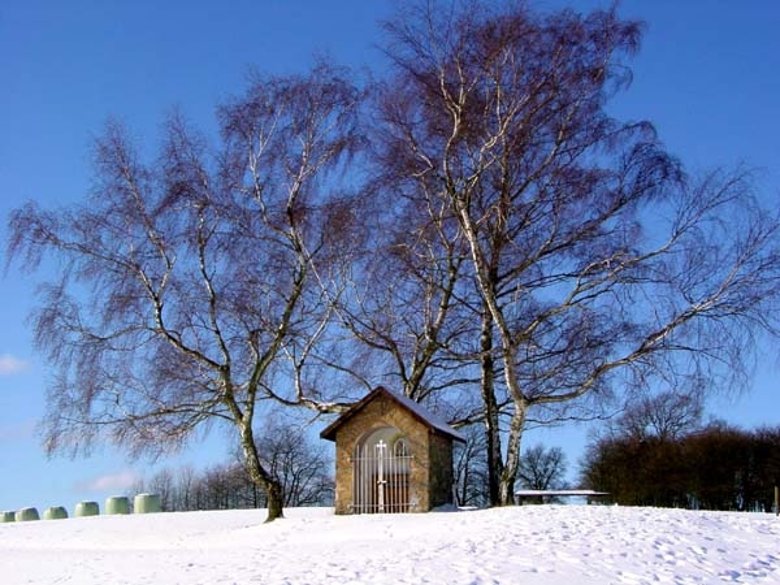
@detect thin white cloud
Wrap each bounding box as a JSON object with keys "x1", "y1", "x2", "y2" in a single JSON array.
[
  {"x1": 78, "y1": 470, "x2": 141, "y2": 493},
  {"x1": 0, "y1": 354, "x2": 29, "y2": 375},
  {"x1": 0, "y1": 419, "x2": 35, "y2": 441}
]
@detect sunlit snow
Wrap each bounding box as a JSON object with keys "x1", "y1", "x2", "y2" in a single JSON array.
[{"x1": 0, "y1": 505, "x2": 777, "y2": 584}]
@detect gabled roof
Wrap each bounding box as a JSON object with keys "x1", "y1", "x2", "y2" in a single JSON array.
[{"x1": 320, "y1": 386, "x2": 466, "y2": 443}]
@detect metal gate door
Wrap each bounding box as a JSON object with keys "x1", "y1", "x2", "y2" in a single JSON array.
[{"x1": 352, "y1": 435, "x2": 412, "y2": 514}]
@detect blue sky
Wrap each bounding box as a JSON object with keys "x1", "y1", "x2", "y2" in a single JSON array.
[{"x1": 1, "y1": 0, "x2": 779, "y2": 512}]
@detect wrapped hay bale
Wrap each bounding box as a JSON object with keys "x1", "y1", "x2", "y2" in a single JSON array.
[
  {"x1": 133, "y1": 493, "x2": 161, "y2": 514},
  {"x1": 104, "y1": 496, "x2": 130, "y2": 515},
  {"x1": 74, "y1": 501, "x2": 100, "y2": 517},
  {"x1": 15, "y1": 507, "x2": 40, "y2": 522},
  {"x1": 43, "y1": 506, "x2": 68, "y2": 520}
]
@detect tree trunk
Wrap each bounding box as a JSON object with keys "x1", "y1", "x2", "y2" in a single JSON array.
[
  {"x1": 265, "y1": 480, "x2": 284, "y2": 522},
  {"x1": 480, "y1": 305, "x2": 504, "y2": 506},
  {"x1": 239, "y1": 421, "x2": 285, "y2": 522},
  {"x1": 498, "y1": 408, "x2": 527, "y2": 506}
]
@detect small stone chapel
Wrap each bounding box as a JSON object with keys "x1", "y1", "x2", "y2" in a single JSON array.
[{"x1": 320, "y1": 386, "x2": 465, "y2": 514}]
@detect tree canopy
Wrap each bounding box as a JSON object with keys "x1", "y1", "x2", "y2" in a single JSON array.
[{"x1": 7, "y1": 0, "x2": 780, "y2": 517}]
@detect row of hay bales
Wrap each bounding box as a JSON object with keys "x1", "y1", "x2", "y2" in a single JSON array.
[{"x1": 0, "y1": 493, "x2": 161, "y2": 523}]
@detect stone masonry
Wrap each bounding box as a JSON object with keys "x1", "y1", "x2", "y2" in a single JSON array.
[{"x1": 321, "y1": 386, "x2": 464, "y2": 514}]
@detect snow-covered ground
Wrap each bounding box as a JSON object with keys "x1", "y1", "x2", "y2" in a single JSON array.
[{"x1": 0, "y1": 505, "x2": 777, "y2": 584}]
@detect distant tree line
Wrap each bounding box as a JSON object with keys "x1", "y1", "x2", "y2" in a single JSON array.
[
  {"x1": 455, "y1": 432, "x2": 568, "y2": 507},
  {"x1": 581, "y1": 393, "x2": 780, "y2": 511},
  {"x1": 135, "y1": 425, "x2": 334, "y2": 512}
]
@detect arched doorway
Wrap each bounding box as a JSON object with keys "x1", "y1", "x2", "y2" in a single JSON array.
[{"x1": 352, "y1": 426, "x2": 412, "y2": 513}]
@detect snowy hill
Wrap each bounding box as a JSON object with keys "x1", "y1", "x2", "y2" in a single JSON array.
[{"x1": 0, "y1": 505, "x2": 777, "y2": 584}]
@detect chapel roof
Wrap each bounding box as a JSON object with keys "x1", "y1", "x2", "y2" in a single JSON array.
[{"x1": 320, "y1": 386, "x2": 466, "y2": 443}]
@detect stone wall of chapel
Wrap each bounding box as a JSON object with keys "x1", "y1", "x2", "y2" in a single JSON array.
[
  {"x1": 428, "y1": 432, "x2": 456, "y2": 508},
  {"x1": 333, "y1": 393, "x2": 432, "y2": 514}
]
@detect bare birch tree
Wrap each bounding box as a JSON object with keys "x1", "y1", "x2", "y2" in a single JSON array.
[
  {"x1": 7, "y1": 65, "x2": 362, "y2": 521},
  {"x1": 376, "y1": 1, "x2": 780, "y2": 504},
  {"x1": 332, "y1": 163, "x2": 474, "y2": 402}
]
